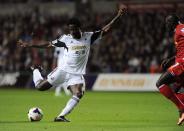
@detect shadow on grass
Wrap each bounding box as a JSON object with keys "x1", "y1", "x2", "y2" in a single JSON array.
[
  {"x1": 0, "y1": 121, "x2": 53, "y2": 124},
  {"x1": 0, "y1": 121, "x2": 28, "y2": 124}
]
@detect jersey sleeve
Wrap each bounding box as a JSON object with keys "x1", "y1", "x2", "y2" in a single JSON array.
[
  {"x1": 51, "y1": 35, "x2": 68, "y2": 50},
  {"x1": 51, "y1": 35, "x2": 65, "y2": 47},
  {"x1": 51, "y1": 39, "x2": 57, "y2": 46},
  {"x1": 90, "y1": 30, "x2": 102, "y2": 45}
]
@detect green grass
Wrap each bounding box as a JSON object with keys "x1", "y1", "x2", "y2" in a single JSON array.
[{"x1": 0, "y1": 89, "x2": 183, "y2": 131}]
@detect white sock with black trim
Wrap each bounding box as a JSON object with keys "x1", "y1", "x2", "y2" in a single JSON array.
[
  {"x1": 58, "y1": 95, "x2": 80, "y2": 117},
  {"x1": 33, "y1": 69, "x2": 43, "y2": 87}
]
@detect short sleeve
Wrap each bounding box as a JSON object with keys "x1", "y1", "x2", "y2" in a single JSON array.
[
  {"x1": 90, "y1": 30, "x2": 102, "y2": 45},
  {"x1": 51, "y1": 35, "x2": 65, "y2": 47}
]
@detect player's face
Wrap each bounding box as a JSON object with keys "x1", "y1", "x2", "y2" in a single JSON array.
[
  {"x1": 165, "y1": 16, "x2": 178, "y2": 35},
  {"x1": 166, "y1": 19, "x2": 174, "y2": 33},
  {"x1": 69, "y1": 24, "x2": 81, "y2": 39}
]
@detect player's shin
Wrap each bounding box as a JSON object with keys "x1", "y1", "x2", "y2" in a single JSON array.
[
  {"x1": 33, "y1": 69, "x2": 44, "y2": 87},
  {"x1": 58, "y1": 95, "x2": 80, "y2": 117},
  {"x1": 158, "y1": 84, "x2": 184, "y2": 110}
]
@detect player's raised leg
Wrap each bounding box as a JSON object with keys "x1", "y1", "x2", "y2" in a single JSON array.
[
  {"x1": 31, "y1": 65, "x2": 52, "y2": 91},
  {"x1": 156, "y1": 71, "x2": 184, "y2": 125},
  {"x1": 156, "y1": 71, "x2": 184, "y2": 111}
]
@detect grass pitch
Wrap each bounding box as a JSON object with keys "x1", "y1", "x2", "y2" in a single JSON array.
[{"x1": 0, "y1": 89, "x2": 183, "y2": 131}]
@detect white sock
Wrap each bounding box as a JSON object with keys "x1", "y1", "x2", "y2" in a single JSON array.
[
  {"x1": 58, "y1": 95, "x2": 79, "y2": 117},
  {"x1": 33, "y1": 69, "x2": 43, "y2": 87}
]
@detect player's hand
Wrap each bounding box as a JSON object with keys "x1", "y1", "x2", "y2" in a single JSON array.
[
  {"x1": 118, "y1": 4, "x2": 127, "y2": 16},
  {"x1": 17, "y1": 39, "x2": 29, "y2": 48}
]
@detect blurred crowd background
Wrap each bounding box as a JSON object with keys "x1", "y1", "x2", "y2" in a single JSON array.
[{"x1": 0, "y1": 0, "x2": 184, "y2": 74}]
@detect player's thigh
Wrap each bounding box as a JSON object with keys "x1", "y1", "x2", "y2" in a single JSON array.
[
  {"x1": 47, "y1": 68, "x2": 66, "y2": 87},
  {"x1": 69, "y1": 84, "x2": 84, "y2": 98},
  {"x1": 37, "y1": 79, "x2": 53, "y2": 91},
  {"x1": 67, "y1": 74, "x2": 85, "y2": 98},
  {"x1": 156, "y1": 71, "x2": 175, "y2": 88},
  {"x1": 156, "y1": 61, "x2": 184, "y2": 88},
  {"x1": 168, "y1": 62, "x2": 184, "y2": 76},
  {"x1": 67, "y1": 75, "x2": 85, "y2": 90},
  {"x1": 69, "y1": 84, "x2": 83, "y2": 93}
]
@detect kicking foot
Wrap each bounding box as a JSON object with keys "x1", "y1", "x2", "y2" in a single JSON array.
[
  {"x1": 30, "y1": 65, "x2": 43, "y2": 72},
  {"x1": 177, "y1": 111, "x2": 184, "y2": 126},
  {"x1": 54, "y1": 116, "x2": 70, "y2": 122}
]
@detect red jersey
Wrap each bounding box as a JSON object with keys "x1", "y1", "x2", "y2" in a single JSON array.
[{"x1": 174, "y1": 24, "x2": 184, "y2": 60}]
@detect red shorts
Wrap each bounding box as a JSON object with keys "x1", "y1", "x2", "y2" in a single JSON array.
[{"x1": 168, "y1": 58, "x2": 184, "y2": 76}]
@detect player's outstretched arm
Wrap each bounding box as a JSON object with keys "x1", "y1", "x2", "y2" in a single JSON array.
[
  {"x1": 101, "y1": 5, "x2": 126, "y2": 36},
  {"x1": 90, "y1": 5, "x2": 126, "y2": 44},
  {"x1": 17, "y1": 39, "x2": 52, "y2": 48}
]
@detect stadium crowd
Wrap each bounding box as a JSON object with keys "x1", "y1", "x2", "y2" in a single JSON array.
[{"x1": 0, "y1": 6, "x2": 183, "y2": 74}]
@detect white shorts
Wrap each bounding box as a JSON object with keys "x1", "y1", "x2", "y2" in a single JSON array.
[{"x1": 47, "y1": 68, "x2": 85, "y2": 89}]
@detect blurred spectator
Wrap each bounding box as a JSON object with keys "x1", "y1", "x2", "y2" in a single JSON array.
[{"x1": 0, "y1": 4, "x2": 183, "y2": 74}]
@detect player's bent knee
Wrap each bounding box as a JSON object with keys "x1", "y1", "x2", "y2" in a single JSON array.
[
  {"x1": 156, "y1": 79, "x2": 163, "y2": 88},
  {"x1": 36, "y1": 81, "x2": 52, "y2": 91},
  {"x1": 36, "y1": 85, "x2": 50, "y2": 91},
  {"x1": 75, "y1": 91, "x2": 84, "y2": 99}
]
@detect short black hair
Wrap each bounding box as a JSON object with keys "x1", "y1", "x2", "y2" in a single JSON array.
[
  {"x1": 68, "y1": 18, "x2": 81, "y2": 27},
  {"x1": 165, "y1": 14, "x2": 180, "y2": 34},
  {"x1": 166, "y1": 14, "x2": 179, "y2": 27}
]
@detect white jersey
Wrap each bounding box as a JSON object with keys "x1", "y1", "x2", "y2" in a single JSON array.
[
  {"x1": 52, "y1": 32, "x2": 98, "y2": 74},
  {"x1": 54, "y1": 47, "x2": 64, "y2": 67}
]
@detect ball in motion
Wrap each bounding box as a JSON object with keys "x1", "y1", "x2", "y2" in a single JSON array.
[{"x1": 28, "y1": 107, "x2": 43, "y2": 121}]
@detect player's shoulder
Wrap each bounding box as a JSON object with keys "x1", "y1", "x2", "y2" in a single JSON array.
[
  {"x1": 83, "y1": 32, "x2": 93, "y2": 35},
  {"x1": 176, "y1": 24, "x2": 184, "y2": 34},
  {"x1": 82, "y1": 32, "x2": 93, "y2": 37},
  {"x1": 58, "y1": 34, "x2": 72, "y2": 41},
  {"x1": 60, "y1": 34, "x2": 71, "y2": 38},
  {"x1": 66, "y1": 34, "x2": 73, "y2": 37}
]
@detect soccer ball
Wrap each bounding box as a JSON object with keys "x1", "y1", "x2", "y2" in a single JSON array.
[{"x1": 28, "y1": 107, "x2": 43, "y2": 121}]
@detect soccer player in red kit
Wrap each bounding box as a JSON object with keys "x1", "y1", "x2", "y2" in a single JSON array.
[
  {"x1": 156, "y1": 14, "x2": 184, "y2": 126},
  {"x1": 161, "y1": 57, "x2": 184, "y2": 103}
]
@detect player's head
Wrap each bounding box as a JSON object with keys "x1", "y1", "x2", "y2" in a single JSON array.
[
  {"x1": 68, "y1": 18, "x2": 82, "y2": 39},
  {"x1": 165, "y1": 14, "x2": 180, "y2": 33}
]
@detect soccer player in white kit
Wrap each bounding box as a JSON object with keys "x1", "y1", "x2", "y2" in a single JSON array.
[
  {"x1": 17, "y1": 7, "x2": 126, "y2": 122},
  {"x1": 53, "y1": 47, "x2": 71, "y2": 96}
]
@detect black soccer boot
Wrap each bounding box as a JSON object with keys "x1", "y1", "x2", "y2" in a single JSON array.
[
  {"x1": 30, "y1": 65, "x2": 43, "y2": 72},
  {"x1": 54, "y1": 116, "x2": 70, "y2": 122}
]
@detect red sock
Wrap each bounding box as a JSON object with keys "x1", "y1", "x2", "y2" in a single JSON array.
[
  {"x1": 176, "y1": 93, "x2": 184, "y2": 103},
  {"x1": 159, "y1": 84, "x2": 184, "y2": 110}
]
